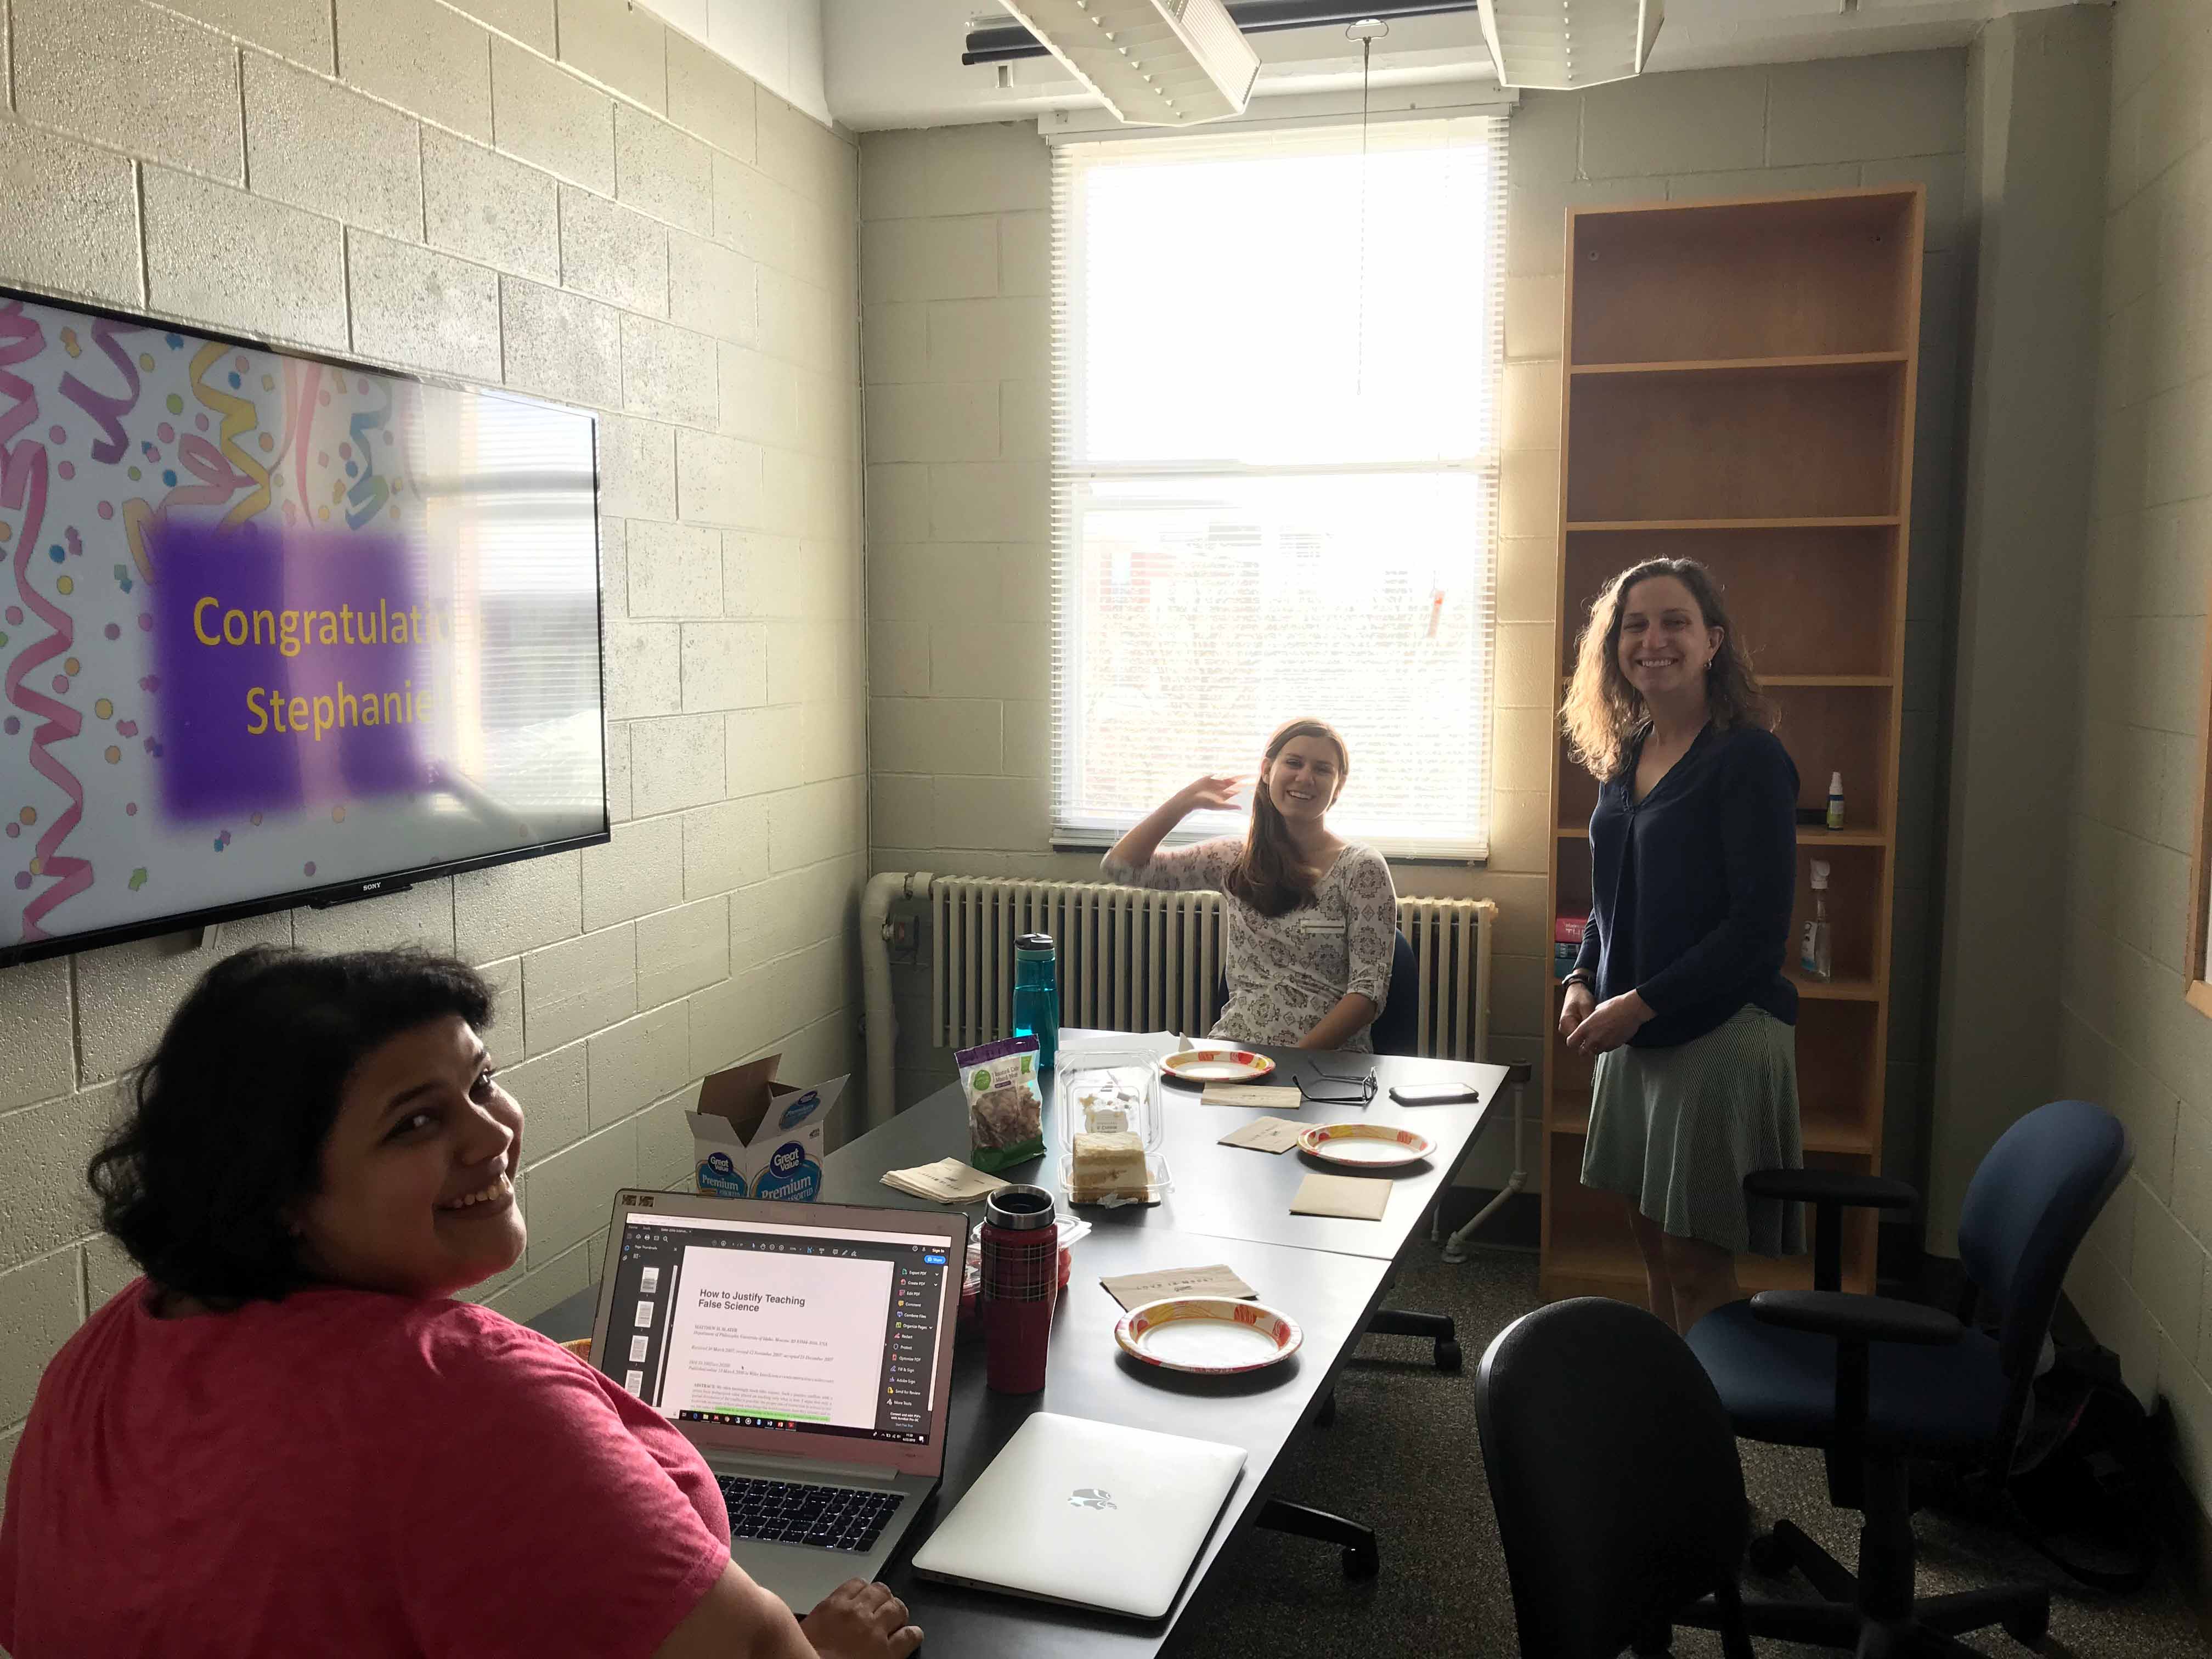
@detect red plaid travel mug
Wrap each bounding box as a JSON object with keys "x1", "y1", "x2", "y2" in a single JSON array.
[{"x1": 980, "y1": 1184, "x2": 1058, "y2": 1394}]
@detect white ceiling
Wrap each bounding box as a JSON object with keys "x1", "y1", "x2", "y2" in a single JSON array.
[{"x1": 822, "y1": 0, "x2": 2085, "y2": 132}]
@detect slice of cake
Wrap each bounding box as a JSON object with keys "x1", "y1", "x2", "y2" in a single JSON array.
[{"x1": 1069, "y1": 1130, "x2": 1149, "y2": 1204}]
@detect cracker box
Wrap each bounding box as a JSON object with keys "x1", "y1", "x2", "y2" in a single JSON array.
[{"x1": 686, "y1": 1054, "x2": 848, "y2": 1203}]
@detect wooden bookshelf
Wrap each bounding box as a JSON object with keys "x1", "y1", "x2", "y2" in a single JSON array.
[
  {"x1": 1557, "y1": 826, "x2": 1891, "y2": 849},
  {"x1": 1567, "y1": 352, "x2": 1909, "y2": 379},
  {"x1": 1542, "y1": 187, "x2": 1925, "y2": 1307}
]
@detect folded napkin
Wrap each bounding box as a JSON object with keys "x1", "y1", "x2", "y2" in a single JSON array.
[
  {"x1": 881, "y1": 1157, "x2": 1009, "y2": 1205},
  {"x1": 1289, "y1": 1172, "x2": 1390, "y2": 1221},
  {"x1": 1198, "y1": 1084, "x2": 1297, "y2": 1108},
  {"x1": 1099, "y1": 1264, "x2": 1257, "y2": 1312},
  {"x1": 1218, "y1": 1116, "x2": 1306, "y2": 1154}
]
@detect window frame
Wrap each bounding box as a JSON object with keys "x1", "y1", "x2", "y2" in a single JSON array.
[{"x1": 1043, "y1": 114, "x2": 1511, "y2": 861}]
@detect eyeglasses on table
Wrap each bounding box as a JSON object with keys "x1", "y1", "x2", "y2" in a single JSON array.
[{"x1": 1295, "y1": 1061, "x2": 1378, "y2": 1107}]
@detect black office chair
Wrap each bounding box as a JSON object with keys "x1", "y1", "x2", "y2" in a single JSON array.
[
  {"x1": 1479, "y1": 1297, "x2": 1757, "y2": 1659},
  {"x1": 1684, "y1": 1098, "x2": 2132, "y2": 1656}
]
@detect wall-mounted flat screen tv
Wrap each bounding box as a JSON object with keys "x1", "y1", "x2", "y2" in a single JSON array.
[{"x1": 0, "y1": 288, "x2": 607, "y2": 968}]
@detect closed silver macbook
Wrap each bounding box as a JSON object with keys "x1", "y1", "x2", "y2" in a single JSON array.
[{"x1": 911, "y1": 1412, "x2": 1246, "y2": 1617}]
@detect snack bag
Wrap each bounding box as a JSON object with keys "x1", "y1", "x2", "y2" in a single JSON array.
[{"x1": 958, "y1": 1035, "x2": 1046, "y2": 1174}]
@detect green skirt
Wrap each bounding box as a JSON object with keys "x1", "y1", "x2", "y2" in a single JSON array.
[{"x1": 1581, "y1": 1005, "x2": 1806, "y2": 1257}]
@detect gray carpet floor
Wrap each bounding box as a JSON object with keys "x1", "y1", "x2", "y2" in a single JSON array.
[{"x1": 1170, "y1": 1244, "x2": 2212, "y2": 1658}]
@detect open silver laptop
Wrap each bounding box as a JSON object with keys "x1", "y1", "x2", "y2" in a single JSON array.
[
  {"x1": 588, "y1": 1190, "x2": 968, "y2": 1611},
  {"x1": 911, "y1": 1412, "x2": 1247, "y2": 1617}
]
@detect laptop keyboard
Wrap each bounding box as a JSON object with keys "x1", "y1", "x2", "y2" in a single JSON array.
[{"x1": 718, "y1": 1476, "x2": 905, "y2": 1554}]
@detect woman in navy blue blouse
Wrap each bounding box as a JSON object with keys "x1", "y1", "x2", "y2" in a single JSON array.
[{"x1": 1558, "y1": 558, "x2": 1804, "y2": 1334}]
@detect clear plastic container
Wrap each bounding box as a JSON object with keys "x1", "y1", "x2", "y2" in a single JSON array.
[
  {"x1": 1057, "y1": 1051, "x2": 1165, "y2": 1153},
  {"x1": 1057, "y1": 1050, "x2": 1172, "y2": 1207}
]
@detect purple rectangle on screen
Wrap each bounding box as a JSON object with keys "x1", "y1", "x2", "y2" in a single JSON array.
[{"x1": 150, "y1": 520, "x2": 435, "y2": 821}]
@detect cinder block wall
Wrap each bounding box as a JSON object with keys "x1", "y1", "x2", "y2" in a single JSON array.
[
  {"x1": 0, "y1": 0, "x2": 865, "y2": 1519},
  {"x1": 857, "y1": 52, "x2": 1970, "y2": 1200},
  {"x1": 2058, "y1": 0, "x2": 2212, "y2": 1521}
]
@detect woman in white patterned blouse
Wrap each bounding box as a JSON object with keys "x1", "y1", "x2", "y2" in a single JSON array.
[{"x1": 1102, "y1": 718, "x2": 1399, "y2": 1052}]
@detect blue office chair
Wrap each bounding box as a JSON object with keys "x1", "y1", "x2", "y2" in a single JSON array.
[
  {"x1": 1367, "y1": 928, "x2": 1420, "y2": 1057},
  {"x1": 1480, "y1": 1298, "x2": 1757, "y2": 1659},
  {"x1": 1210, "y1": 930, "x2": 1419, "y2": 1049},
  {"x1": 1684, "y1": 1098, "x2": 2131, "y2": 1656}
]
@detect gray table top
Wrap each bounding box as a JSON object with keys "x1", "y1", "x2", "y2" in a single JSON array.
[
  {"x1": 821, "y1": 1036, "x2": 1510, "y2": 1263},
  {"x1": 528, "y1": 1034, "x2": 1511, "y2": 1656},
  {"x1": 535, "y1": 1222, "x2": 1393, "y2": 1656}
]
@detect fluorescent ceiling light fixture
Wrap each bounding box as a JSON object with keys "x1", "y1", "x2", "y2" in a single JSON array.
[
  {"x1": 1477, "y1": 0, "x2": 1663, "y2": 91},
  {"x1": 994, "y1": 0, "x2": 1263, "y2": 125}
]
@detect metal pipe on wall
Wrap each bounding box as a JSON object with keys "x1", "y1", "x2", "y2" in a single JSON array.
[{"x1": 860, "y1": 870, "x2": 933, "y2": 1133}]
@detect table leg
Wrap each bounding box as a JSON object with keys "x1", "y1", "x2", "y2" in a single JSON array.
[{"x1": 1257, "y1": 1497, "x2": 1380, "y2": 1579}]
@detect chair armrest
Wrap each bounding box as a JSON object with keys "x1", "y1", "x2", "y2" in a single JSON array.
[
  {"x1": 1749, "y1": 1290, "x2": 1963, "y2": 1346},
  {"x1": 1744, "y1": 1168, "x2": 1918, "y2": 1212}
]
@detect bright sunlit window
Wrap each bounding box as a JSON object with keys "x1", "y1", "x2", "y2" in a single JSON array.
[{"x1": 1049, "y1": 115, "x2": 1508, "y2": 859}]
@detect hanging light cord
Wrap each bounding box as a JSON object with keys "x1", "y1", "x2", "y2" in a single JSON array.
[{"x1": 1348, "y1": 19, "x2": 1388, "y2": 395}]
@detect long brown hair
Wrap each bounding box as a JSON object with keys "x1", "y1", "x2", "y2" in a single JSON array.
[
  {"x1": 1560, "y1": 558, "x2": 1771, "y2": 781},
  {"x1": 1224, "y1": 718, "x2": 1348, "y2": 919}
]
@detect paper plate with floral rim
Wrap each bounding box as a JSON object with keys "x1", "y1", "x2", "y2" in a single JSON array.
[
  {"x1": 1159, "y1": 1048, "x2": 1275, "y2": 1084},
  {"x1": 1295, "y1": 1122, "x2": 1435, "y2": 1167},
  {"x1": 1114, "y1": 1296, "x2": 1302, "y2": 1375}
]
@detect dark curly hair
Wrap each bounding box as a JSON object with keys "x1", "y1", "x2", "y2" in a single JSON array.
[
  {"x1": 87, "y1": 945, "x2": 496, "y2": 1308},
  {"x1": 1560, "y1": 557, "x2": 1774, "y2": 782}
]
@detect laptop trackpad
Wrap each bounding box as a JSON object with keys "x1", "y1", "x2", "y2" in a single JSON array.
[{"x1": 733, "y1": 1537, "x2": 890, "y2": 1615}]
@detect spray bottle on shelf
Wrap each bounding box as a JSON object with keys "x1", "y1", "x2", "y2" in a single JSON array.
[
  {"x1": 1800, "y1": 860, "x2": 1833, "y2": 982},
  {"x1": 1826, "y1": 771, "x2": 1846, "y2": 831}
]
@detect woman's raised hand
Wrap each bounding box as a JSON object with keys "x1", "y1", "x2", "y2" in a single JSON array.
[
  {"x1": 1105, "y1": 772, "x2": 1246, "y2": 874},
  {"x1": 1178, "y1": 773, "x2": 1247, "y2": 813}
]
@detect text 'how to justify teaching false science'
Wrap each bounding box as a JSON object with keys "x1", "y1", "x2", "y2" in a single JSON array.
[{"x1": 151, "y1": 520, "x2": 451, "y2": 820}]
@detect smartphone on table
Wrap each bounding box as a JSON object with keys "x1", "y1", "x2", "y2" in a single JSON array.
[{"x1": 1388, "y1": 1081, "x2": 1483, "y2": 1106}]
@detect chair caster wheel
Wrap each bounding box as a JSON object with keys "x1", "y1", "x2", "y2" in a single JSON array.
[
  {"x1": 1745, "y1": 1530, "x2": 1791, "y2": 1576},
  {"x1": 1344, "y1": 1542, "x2": 1379, "y2": 1579},
  {"x1": 2001, "y1": 1605, "x2": 2050, "y2": 1645},
  {"x1": 1316, "y1": 1390, "x2": 1337, "y2": 1427},
  {"x1": 1436, "y1": 1338, "x2": 1463, "y2": 1373}
]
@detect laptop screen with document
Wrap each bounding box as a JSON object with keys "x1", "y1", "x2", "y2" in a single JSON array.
[{"x1": 590, "y1": 1193, "x2": 966, "y2": 1478}]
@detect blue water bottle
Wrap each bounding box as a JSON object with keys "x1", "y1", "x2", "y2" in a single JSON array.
[{"x1": 1011, "y1": 932, "x2": 1059, "y2": 1071}]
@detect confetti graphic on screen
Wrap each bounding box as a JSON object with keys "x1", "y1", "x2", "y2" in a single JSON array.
[{"x1": 0, "y1": 295, "x2": 604, "y2": 954}]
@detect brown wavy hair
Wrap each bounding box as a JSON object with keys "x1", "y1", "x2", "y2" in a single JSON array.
[
  {"x1": 1560, "y1": 558, "x2": 1771, "y2": 781},
  {"x1": 1225, "y1": 718, "x2": 1348, "y2": 919}
]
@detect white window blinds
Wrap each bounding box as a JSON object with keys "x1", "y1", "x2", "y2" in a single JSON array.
[{"x1": 1048, "y1": 115, "x2": 1509, "y2": 859}]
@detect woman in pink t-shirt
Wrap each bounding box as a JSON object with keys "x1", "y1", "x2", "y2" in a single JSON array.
[{"x1": 0, "y1": 946, "x2": 921, "y2": 1659}]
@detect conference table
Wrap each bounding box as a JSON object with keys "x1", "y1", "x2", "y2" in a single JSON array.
[{"x1": 531, "y1": 1035, "x2": 1513, "y2": 1656}]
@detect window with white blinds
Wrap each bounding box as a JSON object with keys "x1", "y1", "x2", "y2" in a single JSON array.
[{"x1": 1048, "y1": 115, "x2": 1509, "y2": 859}]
